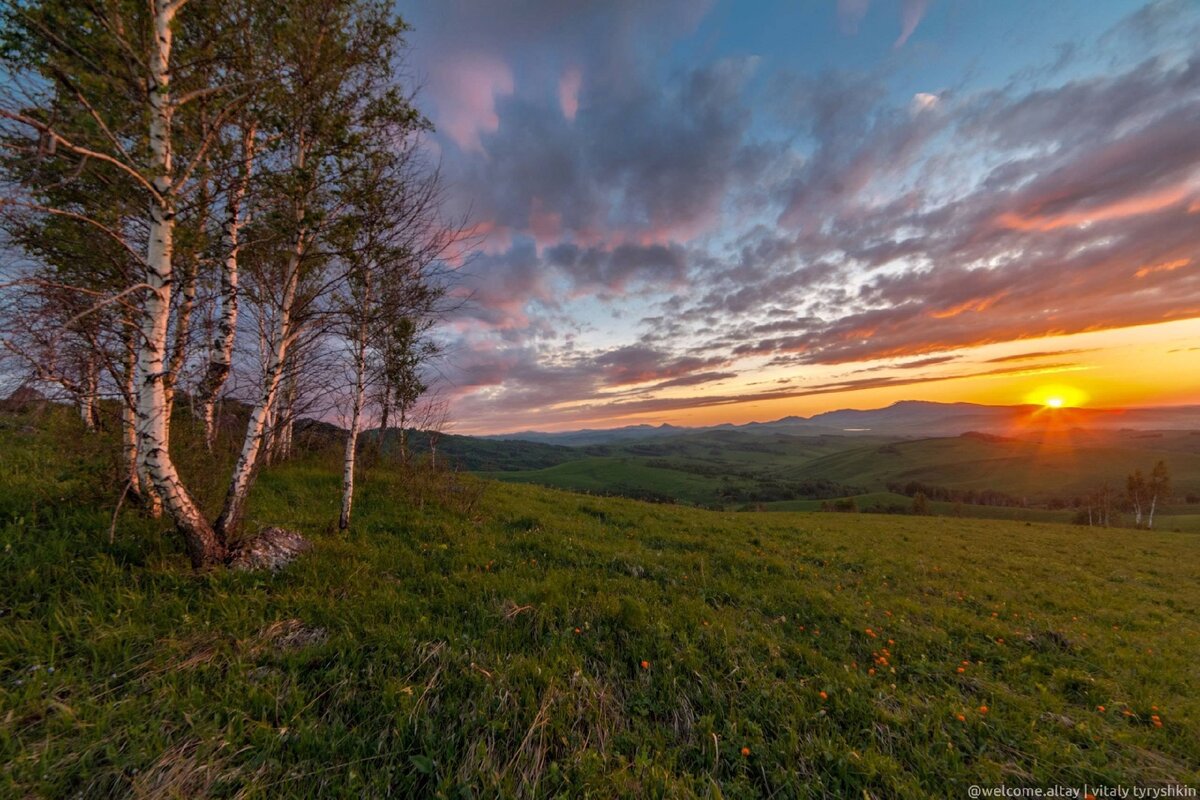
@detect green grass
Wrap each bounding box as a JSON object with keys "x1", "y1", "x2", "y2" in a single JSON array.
[
  {"x1": 474, "y1": 429, "x2": 1200, "y2": 531},
  {"x1": 2, "y1": 412, "x2": 1200, "y2": 797},
  {"x1": 480, "y1": 456, "x2": 760, "y2": 505}
]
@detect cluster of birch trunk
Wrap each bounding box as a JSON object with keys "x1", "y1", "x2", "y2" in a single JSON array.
[{"x1": 0, "y1": 0, "x2": 458, "y2": 567}]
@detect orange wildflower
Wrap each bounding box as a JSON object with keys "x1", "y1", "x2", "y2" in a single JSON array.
[
  {"x1": 956, "y1": 714, "x2": 966, "y2": 722},
  {"x1": 819, "y1": 691, "x2": 828, "y2": 700},
  {"x1": 640, "y1": 660, "x2": 650, "y2": 670},
  {"x1": 1097, "y1": 705, "x2": 1106, "y2": 713},
  {"x1": 978, "y1": 705, "x2": 989, "y2": 714},
  {"x1": 740, "y1": 747, "x2": 751, "y2": 757}
]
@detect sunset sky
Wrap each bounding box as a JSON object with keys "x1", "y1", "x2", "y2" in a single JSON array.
[{"x1": 402, "y1": 0, "x2": 1200, "y2": 434}]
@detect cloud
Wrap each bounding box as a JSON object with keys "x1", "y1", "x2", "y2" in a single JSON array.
[
  {"x1": 558, "y1": 66, "x2": 582, "y2": 121},
  {"x1": 984, "y1": 349, "x2": 1093, "y2": 364},
  {"x1": 405, "y1": 1, "x2": 1200, "y2": 432},
  {"x1": 895, "y1": 0, "x2": 930, "y2": 48},
  {"x1": 430, "y1": 56, "x2": 514, "y2": 152},
  {"x1": 837, "y1": 0, "x2": 871, "y2": 34}
]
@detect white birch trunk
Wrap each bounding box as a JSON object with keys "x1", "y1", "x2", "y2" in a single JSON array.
[
  {"x1": 79, "y1": 357, "x2": 99, "y2": 431},
  {"x1": 136, "y1": 0, "x2": 224, "y2": 567},
  {"x1": 339, "y1": 333, "x2": 367, "y2": 530},
  {"x1": 198, "y1": 124, "x2": 254, "y2": 451},
  {"x1": 399, "y1": 404, "x2": 408, "y2": 465},
  {"x1": 120, "y1": 332, "x2": 142, "y2": 499},
  {"x1": 1148, "y1": 494, "x2": 1157, "y2": 529},
  {"x1": 163, "y1": 238, "x2": 197, "y2": 438},
  {"x1": 271, "y1": 368, "x2": 296, "y2": 463},
  {"x1": 215, "y1": 229, "x2": 304, "y2": 537}
]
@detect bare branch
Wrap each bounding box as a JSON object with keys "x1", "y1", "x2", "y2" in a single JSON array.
[
  {"x1": 0, "y1": 110, "x2": 159, "y2": 199},
  {"x1": 0, "y1": 198, "x2": 146, "y2": 264}
]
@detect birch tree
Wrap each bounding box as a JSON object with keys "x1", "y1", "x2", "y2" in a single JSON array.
[
  {"x1": 2, "y1": 0, "x2": 444, "y2": 566},
  {"x1": 213, "y1": 0, "x2": 427, "y2": 538},
  {"x1": 1146, "y1": 460, "x2": 1170, "y2": 530},
  {"x1": 1, "y1": 0, "x2": 252, "y2": 564}
]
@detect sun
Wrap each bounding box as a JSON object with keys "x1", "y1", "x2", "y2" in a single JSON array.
[{"x1": 1025, "y1": 384, "x2": 1088, "y2": 409}]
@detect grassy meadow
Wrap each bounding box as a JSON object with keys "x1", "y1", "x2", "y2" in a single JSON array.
[{"x1": 2, "y1": 410, "x2": 1199, "y2": 797}]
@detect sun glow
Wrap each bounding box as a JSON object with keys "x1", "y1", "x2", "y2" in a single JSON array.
[{"x1": 1025, "y1": 384, "x2": 1089, "y2": 409}]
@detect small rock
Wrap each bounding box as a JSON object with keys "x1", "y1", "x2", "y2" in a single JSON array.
[{"x1": 228, "y1": 527, "x2": 312, "y2": 572}]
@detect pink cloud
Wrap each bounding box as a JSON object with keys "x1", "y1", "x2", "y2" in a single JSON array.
[
  {"x1": 432, "y1": 56, "x2": 514, "y2": 152},
  {"x1": 528, "y1": 197, "x2": 563, "y2": 245},
  {"x1": 895, "y1": 0, "x2": 929, "y2": 48},
  {"x1": 559, "y1": 66, "x2": 582, "y2": 122}
]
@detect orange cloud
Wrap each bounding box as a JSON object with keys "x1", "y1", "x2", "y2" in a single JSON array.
[
  {"x1": 930, "y1": 293, "x2": 1005, "y2": 319},
  {"x1": 1134, "y1": 258, "x2": 1190, "y2": 279},
  {"x1": 997, "y1": 181, "x2": 1194, "y2": 232}
]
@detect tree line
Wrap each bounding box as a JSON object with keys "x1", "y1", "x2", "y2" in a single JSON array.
[{"x1": 0, "y1": 0, "x2": 462, "y2": 568}]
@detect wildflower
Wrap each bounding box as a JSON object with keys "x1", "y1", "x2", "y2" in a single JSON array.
[
  {"x1": 740, "y1": 747, "x2": 750, "y2": 757},
  {"x1": 978, "y1": 705, "x2": 989, "y2": 714},
  {"x1": 1097, "y1": 705, "x2": 1106, "y2": 713},
  {"x1": 957, "y1": 667, "x2": 965, "y2": 674},
  {"x1": 640, "y1": 660, "x2": 650, "y2": 670},
  {"x1": 819, "y1": 691, "x2": 828, "y2": 700},
  {"x1": 956, "y1": 714, "x2": 966, "y2": 722},
  {"x1": 868, "y1": 668, "x2": 875, "y2": 676},
  {"x1": 574, "y1": 627, "x2": 581, "y2": 635}
]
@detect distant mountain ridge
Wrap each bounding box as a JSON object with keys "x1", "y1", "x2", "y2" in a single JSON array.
[{"x1": 485, "y1": 400, "x2": 1200, "y2": 446}]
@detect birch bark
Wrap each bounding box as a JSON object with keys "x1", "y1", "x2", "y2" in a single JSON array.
[
  {"x1": 197, "y1": 123, "x2": 255, "y2": 450},
  {"x1": 135, "y1": 0, "x2": 225, "y2": 567},
  {"x1": 215, "y1": 225, "x2": 304, "y2": 537}
]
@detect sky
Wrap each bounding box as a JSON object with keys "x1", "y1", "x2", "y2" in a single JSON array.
[{"x1": 399, "y1": 0, "x2": 1200, "y2": 434}]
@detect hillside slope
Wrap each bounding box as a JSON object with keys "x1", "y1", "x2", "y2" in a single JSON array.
[
  {"x1": 2, "y1": 417, "x2": 1198, "y2": 797},
  {"x1": 788, "y1": 432, "x2": 1200, "y2": 500}
]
